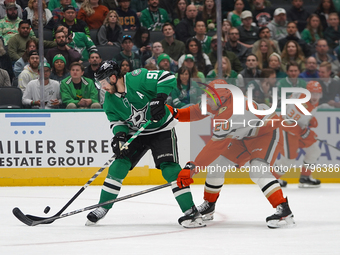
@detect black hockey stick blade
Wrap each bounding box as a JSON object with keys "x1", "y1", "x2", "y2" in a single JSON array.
[{"x1": 13, "y1": 182, "x2": 172, "y2": 226}]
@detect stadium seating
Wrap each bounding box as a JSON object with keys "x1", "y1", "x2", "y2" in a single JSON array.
[
  {"x1": 0, "y1": 87, "x2": 23, "y2": 109},
  {"x1": 96, "y1": 45, "x2": 121, "y2": 61}
]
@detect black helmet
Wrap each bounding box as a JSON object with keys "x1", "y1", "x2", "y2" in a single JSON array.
[{"x1": 95, "y1": 60, "x2": 120, "y2": 81}]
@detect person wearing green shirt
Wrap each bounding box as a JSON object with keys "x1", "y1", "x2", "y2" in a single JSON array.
[
  {"x1": 60, "y1": 62, "x2": 101, "y2": 109},
  {"x1": 277, "y1": 61, "x2": 306, "y2": 98},
  {"x1": 194, "y1": 20, "x2": 212, "y2": 54},
  {"x1": 206, "y1": 56, "x2": 238, "y2": 85},
  {"x1": 85, "y1": 60, "x2": 205, "y2": 228},
  {"x1": 140, "y1": 0, "x2": 169, "y2": 31}
]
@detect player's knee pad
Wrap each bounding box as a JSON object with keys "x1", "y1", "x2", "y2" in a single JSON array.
[
  {"x1": 109, "y1": 158, "x2": 131, "y2": 179},
  {"x1": 206, "y1": 155, "x2": 233, "y2": 180},
  {"x1": 160, "y1": 162, "x2": 182, "y2": 183},
  {"x1": 303, "y1": 142, "x2": 321, "y2": 164},
  {"x1": 248, "y1": 159, "x2": 275, "y2": 185}
]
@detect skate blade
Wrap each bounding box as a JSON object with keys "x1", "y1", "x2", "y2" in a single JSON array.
[
  {"x1": 202, "y1": 212, "x2": 214, "y2": 221},
  {"x1": 267, "y1": 214, "x2": 296, "y2": 229},
  {"x1": 180, "y1": 217, "x2": 207, "y2": 228},
  {"x1": 298, "y1": 183, "x2": 321, "y2": 188},
  {"x1": 85, "y1": 220, "x2": 98, "y2": 226}
]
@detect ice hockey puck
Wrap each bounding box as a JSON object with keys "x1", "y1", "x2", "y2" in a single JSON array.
[{"x1": 44, "y1": 206, "x2": 50, "y2": 214}]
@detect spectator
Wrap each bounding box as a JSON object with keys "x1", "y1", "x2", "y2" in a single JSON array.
[
  {"x1": 144, "y1": 62, "x2": 157, "y2": 70},
  {"x1": 60, "y1": 62, "x2": 101, "y2": 109},
  {"x1": 0, "y1": 67, "x2": 11, "y2": 87},
  {"x1": 237, "y1": 10, "x2": 260, "y2": 49},
  {"x1": 0, "y1": 31, "x2": 14, "y2": 82},
  {"x1": 313, "y1": 39, "x2": 340, "y2": 75},
  {"x1": 227, "y1": 0, "x2": 244, "y2": 27},
  {"x1": 0, "y1": 3, "x2": 34, "y2": 46},
  {"x1": 48, "y1": 0, "x2": 78, "y2": 12},
  {"x1": 249, "y1": 0, "x2": 271, "y2": 12},
  {"x1": 119, "y1": 59, "x2": 133, "y2": 75},
  {"x1": 252, "y1": 26, "x2": 281, "y2": 55},
  {"x1": 206, "y1": 56, "x2": 238, "y2": 85},
  {"x1": 252, "y1": 0, "x2": 274, "y2": 28},
  {"x1": 157, "y1": 53, "x2": 172, "y2": 72},
  {"x1": 225, "y1": 27, "x2": 251, "y2": 68},
  {"x1": 102, "y1": 0, "x2": 118, "y2": 10},
  {"x1": 13, "y1": 39, "x2": 45, "y2": 77},
  {"x1": 254, "y1": 38, "x2": 274, "y2": 69},
  {"x1": 192, "y1": 0, "x2": 204, "y2": 12},
  {"x1": 130, "y1": 0, "x2": 148, "y2": 18},
  {"x1": 158, "y1": 0, "x2": 177, "y2": 22},
  {"x1": 178, "y1": 37, "x2": 212, "y2": 76},
  {"x1": 301, "y1": 14, "x2": 323, "y2": 45},
  {"x1": 175, "y1": 4, "x2": 198, "y2": 43},
  {"x1": 8, "y1": 20, "x2": 55, "y2": 63},
  {"x1": 197, "y1": 0, "x2": 216, "y2": 31},
  {"x1": 298, "y1": 56, "x2": 320, "y2": 78},
  {"x1": 52, "y1": 0, "x2": 79, "y2": 24},
  {"x1": 281, "y1": 40, "x2": 305, "y2": 72},
  {"x1": 172, "y1": 0, "x2": 187, "y2": 27},
  {"x1": 84, "y1": 52, "x2": 102, "y2": 80},
  {"x1": 77, "y1": 0, "x2": 109, "y2": 30},
  {"x1": 0, "y1": 0, "x2": 23, "y2": 19},
  {"x1": 237, "y1": 53, "x2": 261, "y2": 90},
  {"x1": 277, "y1": 61, "x2": 307, "y2": 98},
  {"x1": 318, "y1": 61, "x2": 340, "y2": 107},
  {"x1": 22, "y1": 62, "x2": 61, "y2": 109},
  {"x1": 286, "y1": 0, "x2": 311, "y2": 33},
  {"x1": 207, "y1": 34, "x2": 243, "y2": 73},
  {"x1": 161, "y1": 22, "x2": 185, "y2": 61},
  {"x1": 23, "y1": 0, "x2": 53, "y2": 30},
  {"x1": 46, "y1": 28, "x2": 82, "y2": 69},
  {"x1": 268, "y1": 52, "x2": 287, "y2": 78},
  {"x1": 49, "y1": 54, "x2": 70, "y2": 82},
  {"x1": 18, "y1": 50, "x2": 39, "y2": 92},
  {"x1": 278, "y1": 21, "x2": 311, "y2": 57},
  {"x1": 324, "y1": 12, "x2": 340, "y2": 50},
  {"x1": 131, "y1": 26, "x2": 152, "y2": 64},
  {"x1": 246, "y1": 68, "x2": 276, "y2": 105},
  {"x1": 97, "y1": 10, "x2": 123, "y2": 46},
  {"x1": 140, "y1": 0, "x2": 169, "y2": 31},
  {"x1": 57, "y1": 5, "x2": 90, "y2": 36},
  {"x1": 267, "y1": 8, "x2": 292, "y2": 41},
  {"x1": 171, "y1": 66, "x2": 202, "y2": 108},
  {"x1": 113, "y1": 34, "x2": 141, "y2": 69},
  {"x1": 222, "y1": 19, "x2": 232, "y2": 42},
  {"x1": 315, "y1": 0, "x2": 337, "y2": 30},
  {"x1": 116, "y1": 0, "x2": 140, "y2": 31},
  {"x1": 193, "y1": 20, "x2": 212, "y2": 54},
  {"x1": 145, "y1": 42, "x2": 177, "y2": 72},
  {"x1": 181, "y1": 54, "x2": 205, "y2": 82}
]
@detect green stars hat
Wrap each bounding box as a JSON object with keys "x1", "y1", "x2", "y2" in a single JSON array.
[
  {"x1": 157, "y1": 53, "x2": 170, "y2": 65},
  {"x1": 39, "y1": 62, "x2": 51, "y2": 69},
  {"x1": 184, "y1": 54, "x2": 195, "y2": 61},
  {"x1": 53, "y1": 54, "x2": 66, "y2": 65}
]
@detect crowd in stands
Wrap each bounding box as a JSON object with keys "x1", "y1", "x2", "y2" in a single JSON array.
[{"x1": 0, "y1": 0, "x2": 340, "y2": 109}]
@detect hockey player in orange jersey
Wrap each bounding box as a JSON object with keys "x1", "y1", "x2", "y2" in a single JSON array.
[
  {"x1": 274, "y1": 80, "x2": 322, "y2": 188},
  {"x1": 172, "y1": 79, "x2": 295, "y2": 228}
]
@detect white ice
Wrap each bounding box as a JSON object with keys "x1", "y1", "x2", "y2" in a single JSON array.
[{"x1": 1, "y1": 184, "x2": 340, "y2": 255}]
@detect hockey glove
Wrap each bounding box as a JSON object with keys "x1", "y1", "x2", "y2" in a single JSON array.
[
  {"x1": 301, "y1": 128, "x2": 311, "y2": 139},
  {"x1": 111, "y1": 132, "x2": 129, "y2": 159},
  {"x1": 177, "y1": 161, "x2": 196, "y2": 188},
  {"x1": 309, "y1": 117, "x2": 318, "y2": 128},
  {"x1": 150, "y1": 93, "x2": 167, "y2": 122}
]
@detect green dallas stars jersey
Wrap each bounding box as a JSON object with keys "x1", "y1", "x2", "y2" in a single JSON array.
[{"x1": 103, "y1": 68, "x2": 178, "y2": 136}]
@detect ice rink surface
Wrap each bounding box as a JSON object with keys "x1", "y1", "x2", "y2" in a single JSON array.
[{"x1": 1, "y1": 184, "x2": 340, "y2": 255}]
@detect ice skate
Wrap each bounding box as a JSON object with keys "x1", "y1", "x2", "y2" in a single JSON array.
[
  {"x1": 298, "y1": 175, "x2": 321, "y2": 188},
  {"x1": 85, "y1": 207, "x2": 108, "y2": 226},
  {"x1": 197, "y1": 200, "x2": 215, "y2": 221},
  {"x1": 266, "y1": 198, "x2": 295, "y2": 229},
  {"x1": 278, "y1": 179, "x2": 287, "y2": 188},
  {"x1": 178, "y1": 206, "x2": 206, "y2": 228}
]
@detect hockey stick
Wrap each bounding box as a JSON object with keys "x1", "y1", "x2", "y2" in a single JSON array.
[
  {"x1": 318, "y1": 139, "x2": 340, "y2": 151},
  {"x1": 13, "y1": 182, "x2": 172, "y2": 226},
  {"x1": 14, "y1": 119, "x2": 153, "y2": 224}
]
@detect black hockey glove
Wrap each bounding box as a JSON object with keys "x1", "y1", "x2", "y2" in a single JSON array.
[
  {"x1": 111, "y1": 132, "x2": 129, "y2": 159},
  {"x1": 150, "y1": 93, "x2": 167, "y2": 122}
]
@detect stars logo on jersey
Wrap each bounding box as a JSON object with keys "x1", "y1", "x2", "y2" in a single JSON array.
[
  {"x1": 136, "y1": 91, "x2": 144, "y2": 99},
  {"x1": 126, "y1": 104, "x2": 148, "y2": 128},
  {"x1": 131, "y1": 69, "x2": 142, "y2": 76}
]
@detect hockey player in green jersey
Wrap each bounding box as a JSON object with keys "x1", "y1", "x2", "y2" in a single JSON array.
[{"x1": 86, "y1": 60, "x2": 205, "y2": 228}]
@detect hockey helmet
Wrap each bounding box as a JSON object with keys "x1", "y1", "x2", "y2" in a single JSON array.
[
  {"x1": 206, "y1": 79, "x2": 232, "y2": 102},
  {"x1": 306, "y1": 81, "x2": 322, "y2": 93},
  {"x1": 95, "y1": 60, "x2": 120, "y2": 82}
]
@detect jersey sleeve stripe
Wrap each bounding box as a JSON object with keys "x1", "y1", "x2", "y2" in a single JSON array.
[{"x1": 158, "y1": 71, "x2": 175, "y2": 84}]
